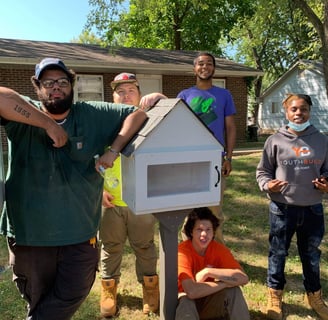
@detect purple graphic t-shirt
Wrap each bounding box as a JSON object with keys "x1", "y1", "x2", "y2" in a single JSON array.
[{"x1": 177, "y1": 86, "x2": 236, "y2": 146}]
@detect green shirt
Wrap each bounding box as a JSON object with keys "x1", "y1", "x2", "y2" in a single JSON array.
[{"x1": 0, "y1": 99, "x2": 136, "y2": 246}]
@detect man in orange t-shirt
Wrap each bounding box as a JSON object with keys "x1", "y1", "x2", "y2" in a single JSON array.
[{"x1": 176, "y1": 207, "x2": 250, "y2": 320}]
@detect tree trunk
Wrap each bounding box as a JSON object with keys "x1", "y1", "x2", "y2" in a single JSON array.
[
  {"x1": 291, "y1": 0, "x2": 328, "y2": 97},
  {"x1": 253, "y1": 75, "x2": 263, "y2": 127}
]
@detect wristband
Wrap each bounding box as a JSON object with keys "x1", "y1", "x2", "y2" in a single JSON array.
[
  {"x1": 225, "y1": 157, "x2": 232, "y2": 162},
  {"x1": 109, "y1": 148, "x2": 120, "y2": 156}
]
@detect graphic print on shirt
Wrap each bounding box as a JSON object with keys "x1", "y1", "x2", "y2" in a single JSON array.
[
  {"x1": 189, "y1": 96, "x2": 218, "y2": 126},
  {"x1": 280, "y1": 145, "x2": 322, "y2": 169},
  {"x1": 292, "y1": 146, "x2": 310, "y2": 157}
]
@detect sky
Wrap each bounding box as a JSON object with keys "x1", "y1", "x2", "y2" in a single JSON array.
[{"x1": 0, "y1": 0, "x2": 92, "y2": 43}]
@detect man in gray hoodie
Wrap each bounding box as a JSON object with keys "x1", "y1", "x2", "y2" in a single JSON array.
[{"x1": 256, "y1": 93, "x2": 328, "y2": 320}]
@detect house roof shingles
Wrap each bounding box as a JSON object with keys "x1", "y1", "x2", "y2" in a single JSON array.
[{"x1": 0, "y1": 38, "x2": 263, "y2": 76}]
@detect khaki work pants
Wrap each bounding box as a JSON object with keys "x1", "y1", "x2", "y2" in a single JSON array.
[
  {"x1": 175, "y1": 287, "x2": 250, "y2": 320},
  {"x1": 99, "y1": 206, "x2": 158, "y2": 283}
]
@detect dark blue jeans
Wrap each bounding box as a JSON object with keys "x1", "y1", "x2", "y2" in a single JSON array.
[{"x1": 267, "y1": 201, "x2": 325, "y2": 292}]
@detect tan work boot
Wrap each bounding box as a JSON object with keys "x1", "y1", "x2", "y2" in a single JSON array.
[
  {"x1": 142, "y1": 275, "x2": 159, "y2": 314},
  {"x1": 305, "y1": 290, "x2": 328, "y2": 320},
  {"x1": 267, "y1": 288, "x2": 283, "y2": 320},
  {"x1": 100, "y1": 279, "x2": 117, "y2": 317}
]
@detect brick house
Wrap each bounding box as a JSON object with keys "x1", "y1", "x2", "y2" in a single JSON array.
[{"x1": 0, "y1": 38, "x2": 263, "y2": 151}]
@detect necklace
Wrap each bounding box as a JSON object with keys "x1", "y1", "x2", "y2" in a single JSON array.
[{"x1": 56, "y1": 118, "x2": 67, "y2": 125}]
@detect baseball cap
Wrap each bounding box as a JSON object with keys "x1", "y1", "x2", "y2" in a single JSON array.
[
  {"x1": 35, "y1": 58, "x2": 70, "y2": 80},
  {"x1": 111, "y1": 73, "x2": 139, "y2": 90}
]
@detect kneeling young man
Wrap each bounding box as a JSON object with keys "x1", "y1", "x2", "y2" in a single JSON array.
[{"x1": 176, "y1": 207, "x2": 250, "y2": 320}]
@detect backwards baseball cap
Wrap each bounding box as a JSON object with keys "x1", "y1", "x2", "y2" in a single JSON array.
[
  {"x1": 35, "y1": 58, "x2": 70, "y2": 80},
  {"x1": 111, "y1": 73, "x2": 139, "y2": 90}
]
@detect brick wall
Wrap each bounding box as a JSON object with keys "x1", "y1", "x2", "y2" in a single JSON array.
[
  {"x1": 0, "y1": 67, "x2": 248, "y2": 153},
  {"x1": 104, "y1": 73, "x2": 115, "y2": 102},
  {"x1": 0, "y1": 67, "x2": 36, "y2": 154},
  {"x1": 227, "y1": 77, "x2": 248, "y2": 144},
  {"x1": 0, "y1": 67, "x2": 37, "y2": 98}
]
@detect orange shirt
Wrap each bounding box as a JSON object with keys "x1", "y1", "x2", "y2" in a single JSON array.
[{"x1": 177, "y1": 240, "x2": 242, "y2": 293}]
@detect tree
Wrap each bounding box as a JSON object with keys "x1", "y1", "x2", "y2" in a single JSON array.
[
  {"x1": 227, "y1": 0, "x2": 322, "y2": 124},
  {"x1": 85, "y1": 0, "x2": 253, "y2": 54},
  {"x1": 71, "y1": 30, "x2": 103, "y2": 45},
  {"x1": 291, "y1": 0, "x2": 328, "y2": 96}
]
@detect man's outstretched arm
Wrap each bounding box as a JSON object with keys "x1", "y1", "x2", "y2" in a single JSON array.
[{"x1": 0, "y1": 87, "x2": 68, "y2": 147}]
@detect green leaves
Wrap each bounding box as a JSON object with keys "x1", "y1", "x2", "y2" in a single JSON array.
[{"x1": 84, "y1": 0, "x2": 253, "y2": 54}]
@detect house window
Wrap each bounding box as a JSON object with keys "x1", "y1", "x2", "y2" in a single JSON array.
[
  {"x1": 271, "y1": 102, "x2": 280, "y2": 113},
  {"x1": 136, "y1": 74, "x2": 162, "y2": 95},
  {"x1": 213, "y1": 79, "x2": 226, "y2": 88},
  {"x1": 74, "y1": 75, "x2": 104, "y2": 102}
]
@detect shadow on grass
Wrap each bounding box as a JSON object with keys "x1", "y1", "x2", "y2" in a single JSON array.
[
  {"x1": 281, "y1": 302, "x2": 319, "y2": 319},
  {"x1": 249, "y1": 309, "x2": 267, "y2": 320},
  {"x1": 248, "y1": 293, "x2": 320, "y2": 319},
  {"x1": 117, "y1": 293, "x2": 143, "y2": 311},
  {"x1": 106, "y1": 293, "x2": 158, "y2": 320},
  {"x1": 242, "y1": 262, "x2": 267, "y2": 284}
]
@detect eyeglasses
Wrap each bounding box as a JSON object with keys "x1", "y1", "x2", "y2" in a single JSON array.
[{"x1": 40, "y1": 78, "x2": 70, "y2": 88}]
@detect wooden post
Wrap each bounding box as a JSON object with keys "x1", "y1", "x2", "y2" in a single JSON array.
[{"x1": 154, "y1": 210, "x2": 190, "y2": 320}]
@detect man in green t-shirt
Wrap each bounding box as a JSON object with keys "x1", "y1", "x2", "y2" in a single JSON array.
[{"x1": 0, "y1": 58, "x2": 147, "y2": 320}]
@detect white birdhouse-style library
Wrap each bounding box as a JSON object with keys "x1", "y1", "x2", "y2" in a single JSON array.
[{"x1": 121, "y1": 98, "x2": 223, "y2": 215}]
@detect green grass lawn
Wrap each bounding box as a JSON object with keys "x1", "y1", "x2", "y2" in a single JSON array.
[
  {"x1": 0, "y1": 151, "x2": 327, "y2": 319},
  {"x1": 235, "y1": 133, "x2": 269, "y2": 149}
]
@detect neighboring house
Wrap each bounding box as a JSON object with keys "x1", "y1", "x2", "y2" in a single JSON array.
[
  {"x1": 0, "y1": 38, "x2": 263, "y2": 151},
  {"x1": 259, "y1": 60, "x2": 328, "y2": 134}
]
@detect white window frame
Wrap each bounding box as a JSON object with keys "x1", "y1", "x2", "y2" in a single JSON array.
[
  {"x1": 74, "y1": 74, "x2": 104, "y2": 102},
  {"x1": 271, "y1": 101, "x2": 280, "y2": 114},
  {"x1": 135, "y1": 74, "x2": 163, "y2": 95},
  {"x1": 213, "y1": 78, "x2": 226, "y2": 88}
]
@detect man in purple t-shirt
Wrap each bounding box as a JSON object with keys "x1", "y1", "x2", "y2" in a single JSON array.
[{"x1": 178, "y1": 52, "x2": 237, "y2": 243}]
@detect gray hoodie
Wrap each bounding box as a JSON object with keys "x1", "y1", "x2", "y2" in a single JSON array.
[{"x1": 256, "y1": 125, "x2": 328, "y2": 206}]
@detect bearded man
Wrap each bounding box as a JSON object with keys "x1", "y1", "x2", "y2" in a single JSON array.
[{"x1": 0, "y1": 58, "x2": 146, "y2": 320}]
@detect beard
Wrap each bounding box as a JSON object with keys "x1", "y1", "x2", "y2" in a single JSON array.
[{"x1": 38, "y1": 90, "x2": 74, "y2": 115}]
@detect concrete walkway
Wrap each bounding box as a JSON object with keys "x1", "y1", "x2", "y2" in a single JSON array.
[{"x1": 233, "y1": 148, "x2": 262, "y2": 156}]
